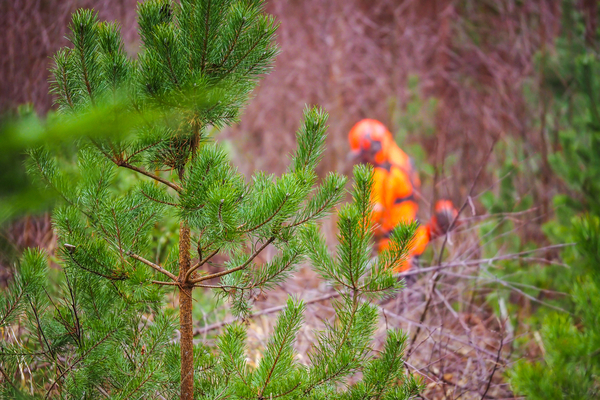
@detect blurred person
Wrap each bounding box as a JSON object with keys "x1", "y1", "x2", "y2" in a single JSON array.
[{"x1": 348, "y1": 119, "x2": 458, "y2": 272}]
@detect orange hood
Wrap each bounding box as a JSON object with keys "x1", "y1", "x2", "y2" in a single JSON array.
[{"x1": 348, "y1": 119, "x2": 393, "y2": 165}]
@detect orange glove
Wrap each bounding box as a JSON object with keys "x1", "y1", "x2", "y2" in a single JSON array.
[
  {"x1": 378, "y1": 200, "x2": 459, "y2": 273},
  {"x1": 430, "y1": 200, "x2": 459, "y2": 238}
]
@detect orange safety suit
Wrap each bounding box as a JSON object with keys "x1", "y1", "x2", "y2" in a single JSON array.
[{"x1": 348, "y1": 119, "x2": 457, "y2": 272}]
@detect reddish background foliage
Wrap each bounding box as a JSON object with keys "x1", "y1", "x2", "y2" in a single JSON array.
[{"x1": 0, "y1": 0, "x2": 562, "y2": 222}]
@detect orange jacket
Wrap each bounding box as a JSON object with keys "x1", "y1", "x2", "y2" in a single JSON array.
[
  {"x1": 371, "y1": 164, "x2": 428, "y2": 272},
  {"x1": 349, "y1": 119, "x2": 457, "y2": 272}
]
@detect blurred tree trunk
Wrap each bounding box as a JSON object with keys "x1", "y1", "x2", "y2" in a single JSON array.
[{"x1": 582, "y1": 0, "x2": 598, "y2": 48}]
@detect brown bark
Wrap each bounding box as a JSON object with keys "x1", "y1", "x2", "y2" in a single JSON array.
[{"x1": 178, "y1": 222, "x2": 194, "y2": 400}]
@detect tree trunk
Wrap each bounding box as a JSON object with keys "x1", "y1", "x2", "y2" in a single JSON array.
[{"x1": 178, "y1": 222, "x2": 194, "y2": 400}]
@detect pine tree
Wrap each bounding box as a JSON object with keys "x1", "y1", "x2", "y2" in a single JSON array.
[{"x1": 0, "y1": 1, "x2": 421, "y2": 399}]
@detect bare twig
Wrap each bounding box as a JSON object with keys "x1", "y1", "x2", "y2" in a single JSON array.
[
  {"x1": 409, "y1": 141, "x2": 496, "y2": 352},
  {"x1": 481, "y1": 321, "x2": 505, "y2": 400},
  {"x1": 377, "y1": 304, "x2": 506, "y2": 362}
]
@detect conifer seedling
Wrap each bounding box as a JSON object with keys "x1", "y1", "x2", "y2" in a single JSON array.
[{"x1": 0, "y1": 1, "x2": 422, "y2": 399}]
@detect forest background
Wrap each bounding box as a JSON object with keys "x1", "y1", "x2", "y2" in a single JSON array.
[{"x1": 1, "y1": 0, "x2": 599, "y2": 399}]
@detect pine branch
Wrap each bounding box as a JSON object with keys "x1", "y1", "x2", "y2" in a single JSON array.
[
  {"x1": 190, "y1": 237, "x2": 274, "y2": 284},
  {"x1": 246, "y1": 251, "x2": 300, "y2": 290},
  {"x1": 0, "y1": 283, "x2": 28, "y2": 326},
  {"x1": 58, "y1": 56, "x2": 74, "y2": 109},
  {"x1": 303, "y1": 292, "x2": 361, "y2": 396},
  {"x1": 218, "y1": 198, "x2": 224, "y2": 224},
  {"x1": 255, "y1": 299, "x2": 304, "y2": 399},
  {"x1": 257, "y1": 325, "x2": 297, "y2": 398},
  {"x1": 112, "y1": 208, "x2": 125, "y2": 263},
  {"x1": 200, "y1": 0, "x2": 212, "y2": 73},
  {"x1": 0, "y1": 365, "x2": 18, "y2": 392},
  {"x1": 337, "y1": 290, "x2": 359, "y2": 354},
  {"x1": 140, "y1": 187, "x2": 179, "y2": 207},
  {"x1": 27, "y1": 295, "x2": 54, "y2": 360},
  {"x1": 303, "y1": 360, "x2": 354, "y2": 396},
  {"x1": 123, "y1": 139, "x2": 163, "y2": 163},
  {"x1": 131, "y1": 211, "x2": 159, "y2": 248},
  {"x1": 29, "y1": 151, "x2": 85, "y2": 216},
  {"x1": 165, "y1": 49, "x2": 180, "y2": 88},
  {"x1": 220, "y1": 17, "x2": 245, "y2": 67},
  {"x1": 66, "y1": 251, "x2": 126, "y2": 281},
  {"x1": 123, "y1": 364, "x2": 161, "y2": 398},
  {"x1": 117, "y1": 161, "x2": 182, "y2": 192},
  {"x1": 63, "y1": 272, "x2": 82, "y2": 348},
  {"x1": 227, "y1": 345, "x2": 250, "y2": 388},
  {"x1": 193, "y1": 283, "x2": 230, "y2": 289},
  {"x1": 241, "y1": 194, "x2": 289, "y2": 233},
  {"x1": 288, "y1": 195, "x2": 334, "y2": 228},
  {"x1": 346, "y1": 221, "x2": 356, "y2": 289},
  {"x1": 127, "y1": 251, "x2": 177, "y2": 281},
  {"x1": 185, "y1": 248, "x2": 219, "y2": 281},
  {"x1": 44, "y1": 328, "x2": 117, "y2": 399},
  {"x1": 91, "y1": 141, "x2": 183, "y2": 193},
  {"x1": 43, "y1": 288, "x2": 80, "y2": 346},
  {"x1": 222, "y1": 30, "x2": 269, "y2": 77},
  {"x1": 243, "y1": 49, "x2": 275, "y2": 78},
  {"x1": 74, "y1": 16, "x2": 96, "y2": 105},
  {"x1": 152, "y1": 280, "x2": 179, "y2": 286}
]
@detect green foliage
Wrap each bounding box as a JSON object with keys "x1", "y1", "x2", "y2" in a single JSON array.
[
  {"x1": 510, "y1": 215, "x2": 600, "y2": 399},
  {"x1": 480, "y1": 138, "x2": 534, "y2": 215},
  {"x1": 546, "y1": 53, "x2": 600, "y2": 215},
  {"x1": 0, "y1": 1, "x2": 420, "y2": 399},
  {"x1": 216, "y1": 298, "x2": 306, "y2": 399},
  {"x1": 294, "y1": 166, "x2": 420, "y2": 398},
  {"x1": 476, "y1": 136, "x2": 556, "y2": 333},
  {"x1": 508, "y1": 1, "x2": 600, "y2": 397},
  {"x1": 348, "y1": 329, "x2": 423, "y2": 400},
  {"x1": 0, "y1": 249, "x2": 48, "y2": 328}
]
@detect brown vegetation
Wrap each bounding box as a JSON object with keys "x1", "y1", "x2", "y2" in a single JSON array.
[{"x1": 1, "y1": 1, "x2": 561, "y2": 204}]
